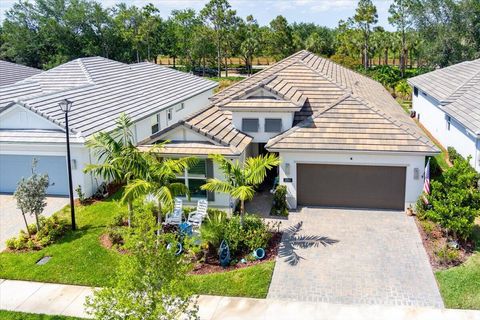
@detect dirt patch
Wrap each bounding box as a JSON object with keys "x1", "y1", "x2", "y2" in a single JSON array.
[
  {"x1": 99, "y1": 233, "x2": 128, "y2": 254},
  {"x1": 190, "y1": 232, "x2": 282, "y2": 275},
  {"x1": 414, "y1": 217, "x2": 474, "y2": 270}
]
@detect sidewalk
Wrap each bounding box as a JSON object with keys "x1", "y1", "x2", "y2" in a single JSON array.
[{"x1": 1, "y1": 279, "x2": 479, "y2": 320}]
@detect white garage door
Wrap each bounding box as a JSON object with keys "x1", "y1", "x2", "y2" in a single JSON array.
[{"x1": 0, "y1": 155, "x2": 68, "y2": 195}]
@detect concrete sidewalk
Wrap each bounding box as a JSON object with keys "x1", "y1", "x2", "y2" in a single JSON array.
[{"x1": 1, "y1": 279, "x2": 479, "y2": 319}]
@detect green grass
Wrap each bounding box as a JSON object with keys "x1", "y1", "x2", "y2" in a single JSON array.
[
  {"x1": 0, "y1": 196, "x2": 274, "y2": 298},
  {"x1": 207, "y1": 76, "x2": 245, "y2": 82},
  {"x1": 188, "y1": 261, "x2": 275, "y2": 298},
  {"x1": 435, "y1": 223, "x2": 480, "y2": 309},
  {"x1": 0, "y1": 310, "x2": 83, "y2": 320}
]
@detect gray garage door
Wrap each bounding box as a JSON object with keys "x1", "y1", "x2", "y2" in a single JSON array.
[
  {"x1": 0, "y1": 155, "x2": 68, "y2": 195},
  {"x1": 297, "y1": 164, "x2": 406, "y2": 210}
]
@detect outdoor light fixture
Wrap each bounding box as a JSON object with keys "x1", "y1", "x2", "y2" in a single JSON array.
[
  {"x1": 285, "y1": 163, "x2": 291, "y2": 175},
  {"x1": 59, "y1": 99, "x2": 76, "y2": 231}
]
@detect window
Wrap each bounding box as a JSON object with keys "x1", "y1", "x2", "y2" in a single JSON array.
[
  {"x1": 414, "y1": 87, "x2": 418, "y2": 97},
  {"x1": 150, "y1": 114, "x2": 160, "y2": 134},
  {"x1": 167, "y1": 108, "x2": 173, "y2": 121},
  {"x1": 242, "y1": 118, "x2": 259, "y2": 132},
  {"x1": 265, "y1": 118, "x2": 282, "y2": 132},
  {"x1": 176, "y1": 159, "x2": 207, "y2": 198},
  {"x1": 175, "y1": 102, "x2": 184, "y2": 112},
  {"x1": 446, "y1": 115, "x2": 451, "y2": 131}
]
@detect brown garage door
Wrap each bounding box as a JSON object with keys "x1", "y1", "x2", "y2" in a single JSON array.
[{"x1": 297, "y1": 164, "x2": 406, "y2": 210}]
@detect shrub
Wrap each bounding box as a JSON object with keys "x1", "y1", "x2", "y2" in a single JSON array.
[
  {"x1": 242, "y1": 215, "x2": 271, "y2": 252},
  {"x1": 436, "y1": 245, "x2": 461, "y2": 265},
  {"x1": 109, "y1": 211, "x2": 129, "y2": 227},
  {"x1": 5, "y1": 238, "x2": 15, "y2": 250},
  {"x1": 270, "y1": 185, "x2": 289, "y2": 216},
  {"x1": 447, "y1": 147, "x2": 463, "y2": 164},
  {"x1": 106, "y1": 226, "x2": 125, "y2": 247},
  {"x1": 75, "y1": 185, "x2": 87, "y2": 205},
  {"x1": 200, "y1": 210, "x2": 228, "y2": 250},
  {"x1": 425, "y1": 156, "x2": 480, "y2": 240}
]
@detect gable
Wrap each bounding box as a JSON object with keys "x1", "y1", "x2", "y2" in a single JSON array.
[
  {"x1": 0, "y1": 104, "x2": 63, "y2": 131},
  {"x1": 154, "y1": 124, "x2": 216, "y2": 144}
]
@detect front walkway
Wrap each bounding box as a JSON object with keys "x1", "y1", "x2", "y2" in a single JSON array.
[
  {"x1": 267, "y1": 207, "x2": 444, "y2": 308},
  {"x1": 0, "y1": 194, "x2": 68, "y2": 251},
  {"x1": 1, "y1": 279, "x2": 478, "y2": 319}
]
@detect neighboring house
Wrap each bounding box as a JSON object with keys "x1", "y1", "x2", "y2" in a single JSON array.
[
  {"x1": 0, "y1": 57, "x2": 217, "y2": 197},
  {"x1": 140, "y1": 50, "x2": 438, "y2": 211},
  {"x1": 408, "y1": 59, "x2": 480, "y2": 171},
  {"x1": 0, "y1": 60, "x2": 42, "y2": 86}
]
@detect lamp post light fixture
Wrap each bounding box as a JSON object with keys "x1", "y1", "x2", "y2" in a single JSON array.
[{"x1": 59, "y1": 99, "x2": 76, "y2": 231}]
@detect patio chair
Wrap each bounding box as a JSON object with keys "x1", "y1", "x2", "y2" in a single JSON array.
[
  {"x1": 187, "y1": 199, "x2": 208, "y2": 227},
  {"x1": 164, "y1": 198, "x2": 183, "y2": 225}
]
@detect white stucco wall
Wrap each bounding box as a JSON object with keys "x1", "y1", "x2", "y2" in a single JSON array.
[
  {"x1": 133, "y1": 89, "x2": 213, "y2": 143},
  {"x1": 231, "y1": 111, "x2": 294, "y2": 143},
  {"x1": 412, "y1": 88, "x2": 478, "y2": 170},
  {"x1": 277, "y1": 151, "x2": 428, "y2": 210}
]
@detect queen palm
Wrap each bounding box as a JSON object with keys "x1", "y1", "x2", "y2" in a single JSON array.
[
  {"x1": 122, "y1": 149, "x2": 197, "y2": 233},
  {"x1": 201, "y1": 153, "x2": 280, "y2": 223},
  {"x1": 84, "y1": 113, "x2": 147, "y2": 226}
]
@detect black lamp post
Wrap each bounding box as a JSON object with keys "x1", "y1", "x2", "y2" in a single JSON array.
[{"x1": 59, "y1": 99, "x2": 76, "y2": 231}]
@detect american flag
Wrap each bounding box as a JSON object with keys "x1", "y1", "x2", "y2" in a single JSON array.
[{"x1": 423, "y1": 158, "x2": 431, "y2": 195}]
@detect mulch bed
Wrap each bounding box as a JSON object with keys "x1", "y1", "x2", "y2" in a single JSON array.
[
  {"x1": 190, "y1": 231, "x2": 282, "y2": 275},
  {"x1": 414, "y1": 216, "x2": 474, "y2": 270}
]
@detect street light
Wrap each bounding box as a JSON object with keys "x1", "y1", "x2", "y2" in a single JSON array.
[{"x1": 59, "y1": 99, "x2": 76, "y2": 231}]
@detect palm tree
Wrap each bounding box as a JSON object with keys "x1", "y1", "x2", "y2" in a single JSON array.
[
  {"x1": 201, "y1": 153, "x2": 280, "y2": 223},
  {"x1": 396, "y1": 80, "x2": 412, "y2": 100},
  {"x1": 84, "y1": 113, "x2": 147, "y2": 226},
  {"x1": 122, "y1": 148, "x2": 197, "y2": 234}
]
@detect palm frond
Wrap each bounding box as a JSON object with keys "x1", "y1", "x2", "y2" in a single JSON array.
[
  {"x1": 83, "y1": 163, "x2": 122, "y2": 182},
  {"x1": 230, "y1": 185, "x2": 255, "y2": 201},
  {"x1": 245, "y1": 154, "x2": 280, "y2": 185},
  {"x1": 122, "y1": 179, "x2": 156, "y2": 203},
  {"x1": 201, "y1": 179, "x2": 234, "y2": 194}
]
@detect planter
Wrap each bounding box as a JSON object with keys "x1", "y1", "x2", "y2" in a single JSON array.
[{"x1": 253, "y1": 248, "x2": 265, "y2": 260}]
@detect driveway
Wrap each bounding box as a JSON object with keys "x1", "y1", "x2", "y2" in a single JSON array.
[
  {"x1": 267, "y1": 207, "x2": 444, "y2": 308},
  {"x1": 0, "y1": 194, "x2": 69, "y2": 251}
]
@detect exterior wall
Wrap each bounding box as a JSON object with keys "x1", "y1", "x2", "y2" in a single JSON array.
[
  {"x1": 412, "y1": 88, "x2": 478, "y2": 170},
  {"x1": 133, "y1": 89, "x2": 213, "y2": 143},
  {"x1": 0, "y1": 105, "x2": 62, "y2": 130},
  {"x1": 277, "y1": 151, "x2": 427, "y2": 210},
  {"x1": 231, "y1": 111, "x2": 294, "y2": 143},
  {"x1": 162, "y1": 126, "x2": 213, "y2": 142},
  {"x1": 0, "y1": 141, "x2": 96, "y2": 197}
]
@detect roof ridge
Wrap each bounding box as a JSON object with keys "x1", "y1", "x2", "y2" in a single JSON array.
[
  {"x1": 76, "y1": 59, "x2": 96, "y2": 84},
  {"x1": 346, "y1": 94, "x2": 434, "y2": 149},
  {"x1": 446, "y1": 66, "x2": 480, "y2": 103},
  {"x1": 265, "y1": 94, "x2": 350, "y2": 149},
  {"x1": 210, "y1": 51, "x2": 309, "y2": 105}
]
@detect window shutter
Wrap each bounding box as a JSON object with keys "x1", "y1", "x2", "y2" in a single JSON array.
[{"x1": 206, "y1": 159, "x2": 215, "y2": 201}]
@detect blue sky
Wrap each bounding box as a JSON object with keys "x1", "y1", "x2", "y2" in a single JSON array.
[{"x1": 0, "y1": 0, "x2": 394, "y2": 30}]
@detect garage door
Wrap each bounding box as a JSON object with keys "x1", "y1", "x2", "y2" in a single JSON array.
[
  {"x1": 297, "y1": 164, "x2": 406, "y2": 210},
  {"x1": 0, "y1": 155, "x2": 68, "y2": 195}
]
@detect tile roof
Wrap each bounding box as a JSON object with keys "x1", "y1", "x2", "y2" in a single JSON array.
[
  {"x1": 0, "y1": 60, "x2": 42, "y2": 87},
  {"x1": 408, "y1": 58, "x2": 480, "y2": 134},
  {"x1": 0, "y1": 57, "x2": 217, "y2": 138},
  {"x1": 143, "y1": 50, "x2": 437, "y2": 155}
]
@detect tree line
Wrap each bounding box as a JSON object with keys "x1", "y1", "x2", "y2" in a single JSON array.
[{"x1": 0, "y1": 0, "x2": 478, "y2": 74}]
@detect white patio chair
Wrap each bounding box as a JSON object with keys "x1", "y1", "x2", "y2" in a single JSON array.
[
  {"x1": 187, "y1": 199, "x2": 208, "y2": 227},
  {"x1": 164, "y1": 198, "x2": 183, "y2": 225}
]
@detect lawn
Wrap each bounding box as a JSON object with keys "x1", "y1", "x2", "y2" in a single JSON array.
[
  {"x1": 435, "y1": 221, "x2": 480, "y2": 309},
  {"x1": 0, "y1": 310, "x2": 83, "y2": 320},
  {"x1": 0, "y1": 195, "x2": 275, "y2": 298}
]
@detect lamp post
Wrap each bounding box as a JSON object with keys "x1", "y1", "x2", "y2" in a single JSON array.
[{"x1": 59, "y1": 99, "x2": 76, "y2": 231}]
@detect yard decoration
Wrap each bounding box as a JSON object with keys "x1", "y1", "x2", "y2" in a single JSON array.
[
  {"x1": 253, "y1": 248, "x2": 265, "y2": 260},
  {"x1": 219, "y1": 240, "x2": 230, "y2": 267}
]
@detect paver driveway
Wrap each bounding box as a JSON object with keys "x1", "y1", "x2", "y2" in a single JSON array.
[
  {"x1": 0, "y1": 194, "x2": 68, "y2": 251},
  {"x1": 267, "y1": 207, "x2": 444, "y2": 308}
]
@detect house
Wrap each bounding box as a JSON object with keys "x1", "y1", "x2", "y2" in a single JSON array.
[
  {"x1": 408, "y1": 59, "x2": 480, "y2": 171},
  {"x1": 0, "y1": 57, "x2": 217, "y2": 196},
  {"x1": 140, "y1": 50, "x2": 438, "y2": 211},
  {"x1": 0, "y1": 60, "x2": 42, "y2": 86}
]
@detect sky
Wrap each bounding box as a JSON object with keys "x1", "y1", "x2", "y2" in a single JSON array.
[{"x1": 0, "y1": 0, "x2": 394, "y2": 30}]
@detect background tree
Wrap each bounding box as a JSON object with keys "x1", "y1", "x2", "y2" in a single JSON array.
[
  {"x1": 267, "y1": 15, "x2": 294, "y2": 60},
  {"x1": 201, "y1": 154, "x2": 280, "y2": 223},
  {"x1": 240, "y1": 15, "x2": 259, "y2": 75},
  {"x1": 14, "y1": 159, "x2": 50, "y2": 234},
  {"x1": 352, "y1": 0, "x2": 378, "y2": 70},
  {"x1": 201, "y1": 0, "x2": 235, "y2": 77},
  {"x1": 389, "y1": 0, "x2": 414, "y2": 76},
  {"x1": 171, "y1": 9, "x2": 200, "y2": 68},
  {"x1": 86, "y1": 208, "x2": 198, "y2": 319}
]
